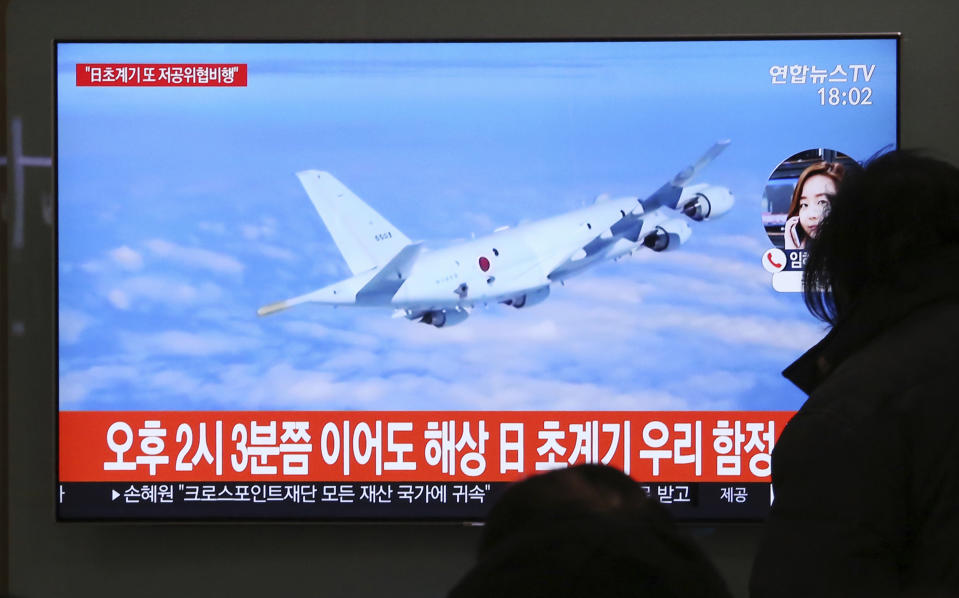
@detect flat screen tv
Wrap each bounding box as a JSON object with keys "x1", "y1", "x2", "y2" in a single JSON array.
[{"x1": 55, "y1": 37, "x2": 899, "y2": 521}]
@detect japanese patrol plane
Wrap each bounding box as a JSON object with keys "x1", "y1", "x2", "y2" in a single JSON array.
[{"x1": 258, "y1": 140, "x2": 734, "y2": 328}]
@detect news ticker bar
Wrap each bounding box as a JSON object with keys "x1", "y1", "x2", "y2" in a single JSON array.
[
  {"x1": 61, "y1": 411, "x2": 793, "y2": 483},
  {"x1": 57, "y1": 482, "x2": 771, "y2": 521}
]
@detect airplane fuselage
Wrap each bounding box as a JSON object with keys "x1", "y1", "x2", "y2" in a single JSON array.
[
  {"x1": 391, "y1": 196, "x2": 659, "y2": 311},
  {"x1": 257, "y1": 140, "x2": 733, "y2": 326}
]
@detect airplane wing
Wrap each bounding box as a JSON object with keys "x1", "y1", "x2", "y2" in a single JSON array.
[
  {"x1": 515, "y1": 215, "x2": 626, "y2": 290},
  {"x1": 643, "y1": 139, "x2": 731, "y2": 210}
]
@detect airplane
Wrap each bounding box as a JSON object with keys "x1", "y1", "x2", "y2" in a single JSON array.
[{"x1": 258, "y1": 140, "x2": 734, "y2": 328}]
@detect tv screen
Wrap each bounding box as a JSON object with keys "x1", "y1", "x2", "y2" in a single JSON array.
[{"x1": 56, "y1": 37, "x2": 898, "y2": 521}]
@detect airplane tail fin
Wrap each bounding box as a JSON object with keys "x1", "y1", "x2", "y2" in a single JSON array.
[{"x1": 296, "y1": 170, "x2": 412, "y2": 275}]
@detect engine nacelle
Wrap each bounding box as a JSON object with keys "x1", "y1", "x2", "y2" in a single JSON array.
[
  {"x1": 504, "y1": 286, "x2": 550, "y2": 309},
  {"x1": 677, "y1": 184, "x2": 734, "y2": 221},
  {"x1": 642, "y1": 218, "x2": 691, "y2": 252},
  {"x1": 420, "y1": 307, "x2": 470, "y2": 328}
]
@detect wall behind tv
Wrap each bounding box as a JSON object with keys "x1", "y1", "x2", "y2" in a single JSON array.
[{"x1": 5, "y1": 1, "x2": 958, "y2": 597}]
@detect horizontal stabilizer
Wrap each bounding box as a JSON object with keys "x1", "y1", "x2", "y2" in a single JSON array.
[
  {"x1": 257, "y1": 289, "x2": 330, "y2": 316},
  {"x1": 257, "y1": 302, "x2": 288, "y2": 317},
  {"x1": 356, "y1": 242, "x2": 422, "y2": 302},
  {"x1": 258, "y1": 243, "x2": 423, "y2": 314}
]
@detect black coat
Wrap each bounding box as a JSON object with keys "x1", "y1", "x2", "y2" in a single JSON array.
[{"x1": 750, "y1": 251, "x2": 959, "y2": 598}]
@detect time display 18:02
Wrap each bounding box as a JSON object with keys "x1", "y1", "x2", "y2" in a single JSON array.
[{"x1": 818, "y1": 86, "x2": 872, "y2": 106}]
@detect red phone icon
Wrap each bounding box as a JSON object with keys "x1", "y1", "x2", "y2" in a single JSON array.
[{"x1": 766, "y1": 251, "x2": 783, "y2": 269}]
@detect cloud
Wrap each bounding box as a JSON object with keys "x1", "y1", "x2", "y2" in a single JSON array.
[
  {"x1": 60, "y1": 365, "x2": 139, "y2": 405},
  {"x1": 627, "y1": 308, "x2": 825, "y2": 352},
  {"x1": 675, "y1": 370, "x2": 758, "y2": 396},
  {"x1": 462, "y1": 211, "x2": 496, "y2": 234},
  {"x1": 257, "y1": 243, "x2": 298, "y2": 261},
  {"x1": 442, "y1": 374, "x2": 698, "y2": 411},
  {"x1": 108, "y1": 245, "x2": 144, "y2": 270},
  {"x1": 699, "y1": 233, "x2": 769, "y2": 256},
  {"x1": 637, "y1": 272, "x2": 780, "y2": 313},
  {"x1": 241, "y1": 218, "x2": 278, "y2": 241},
  {"x1": 631, "y1": 249, "x2": 768, "y2": 288},
  {"x1": 562, "y1": 276, "x2": 651, "y2": 305},
  {"x1": 145, "y1": 239, "x2": 244, "y2": 274},
  {"x1": 169, "y1": 360, "x2": 698, "y2": 411},
  {"x1": 321, "y1": 349, "x2": 380, "y2": 372},
  {"x1": 248, "y1": 267, "x2": 818, "y2": 405},
  {"x1": 59, "y1": 308, "x2": 93, "y2": 343},
  {"x1": 280, "y1": 320, "x2": 380, "y2": 349},
  {"x1": 148, "y1": 369, "x2": 203, "y2": 395},
  {"x1": 353, "y1": 308, "x2": 568, "y2": 348},
  {"x1": 81, "y1": 260, "x2": 106, "y2": 273},
  {"x1": 190, "y1": 363, "x2": 341, "y2": 409},
  {"x1": 108, "y1": 289, "x2": 131, "y2": 310},
  {"x1": 121, "y1": 330, "x2": 260, "y2": 357},
  {"x1": 62, "y1": 246, "x2": 817, "y2": 411},
  {"x1": 105, "y1": 275, "x2": 223, "y2": 310},
  {"x1": 198, "y1": 221, "x2": 227, "y2": 235}
]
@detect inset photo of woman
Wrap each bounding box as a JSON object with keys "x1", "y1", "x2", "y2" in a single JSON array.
[{"x1": 762, "y1": 149, "x2": 858, "y2": 250}]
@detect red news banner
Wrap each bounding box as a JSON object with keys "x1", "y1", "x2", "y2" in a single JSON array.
[
  {"x1": 60, "y1": 411, "x2": 794, "y2": 484},
  {"x1": 75, "y1": 63, "x2": 247, "y2": 87}
]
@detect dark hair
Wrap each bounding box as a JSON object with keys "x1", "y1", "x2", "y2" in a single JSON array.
[
  {"x1": 786, "y1": 161, "x2": 846, "y2": 246},
  {"x1": 803, "y1": 151, "x2": 959, "y2": 324},
  {"x1": 478, "y1": 463, "x2": 663, "y2": 556},
  {"x1": 448, "y1": 465, "x2": 732, "y2": 598}
]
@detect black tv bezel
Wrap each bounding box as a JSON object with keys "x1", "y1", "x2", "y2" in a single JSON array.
[{"x1": 52, "y1": 34, "x2": 901, "y2": 524}]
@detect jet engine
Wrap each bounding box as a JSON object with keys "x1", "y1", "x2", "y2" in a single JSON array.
[
  {"x1": 676, "y1": 184, "x2": 734, "y2": 221},
  {"x1": 642, "y1": 218, "x2": 691, "y2": 252},
  {"x1": 420, "y1": 307, "x2": 470, "y2": 328},
  {"x1": 502, "y1": 286, "x2": 550, "y2": 309}
]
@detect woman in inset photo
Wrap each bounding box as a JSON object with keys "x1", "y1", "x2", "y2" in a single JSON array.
[{"x1": 784, "y1": 161, "x2": 845, "y2": 249}]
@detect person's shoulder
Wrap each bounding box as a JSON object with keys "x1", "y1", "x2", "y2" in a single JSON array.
[{"x1": 810, "y1": 301, "x2": 959, "y2": 418}]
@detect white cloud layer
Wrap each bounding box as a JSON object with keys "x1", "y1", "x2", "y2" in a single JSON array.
[
  {"x1": 59, "y1": 308, "x2": 93, "y2": 343},
  {"x1": 146, "y1": 239, "x2": 244, "y2": 274},
  {"x1": 241, "y1": 218, "x2": 277, "y2": 241},
  {"x1": 105, "y1": 275, "x2": 223, "y2": 310},
  {"x1": 121, "y1": 330, "x2": 261, "y2": 357},
  {"x1": 60, "y1": 365, "x2": 139, "y2": 405},
  {"x1": 256, "y1": 243, "x2": 298, "y2": 261},
  {"x1": 159, "y1": 361, "x2": 708, "y2": 411},
  {"x1": 108, "y1": 289, "x2": 131, "y2": 310},
  {"x1": 108, "y1": 245, "x2": 144, "y2": 270}
]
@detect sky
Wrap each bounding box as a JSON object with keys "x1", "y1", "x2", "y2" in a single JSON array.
[{"x1": 56, "y1": 39, "x2": 898, "y2": 412}]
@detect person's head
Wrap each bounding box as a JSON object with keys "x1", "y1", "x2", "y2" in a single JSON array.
[
  {"x1": 787, "y1": 161, "x2": 846, "y2": 244},
  {"x1": 447, "y1": 465, "x2": 732, "y2": 598},
  {"x1": 477, "y1": 463, "x2": 663, "y2": 556},
  {"x1": 803, "y1": 150, "x2": 959, "y2": 325}
]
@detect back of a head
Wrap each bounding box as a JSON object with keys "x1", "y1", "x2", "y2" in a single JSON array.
[
  {"x1": 477, "y1": 463, "x2": 664, "y2": 556},
  {"x1": 803, "y1": 151, "x2": 959, "y2": 324},
  {"x1": 448, "y1": 465, "x2": 732, "y2": 598}
]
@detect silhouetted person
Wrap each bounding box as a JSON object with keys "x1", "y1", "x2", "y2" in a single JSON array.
[
  {"x1": 449, "y1": 464, "x2": 732, "y2": 598},
  {"x1": 751, "y1": 151, "x2": 959, "y2": 597}
]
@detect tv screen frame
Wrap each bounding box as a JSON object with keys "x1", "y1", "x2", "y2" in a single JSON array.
[{"x1": 52, "y1": 34, "x2": 900, "y2": 523}]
